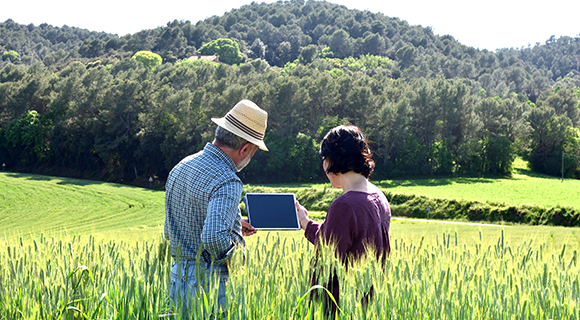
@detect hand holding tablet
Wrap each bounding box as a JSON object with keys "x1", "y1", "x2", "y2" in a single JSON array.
[{"x1": 241, "y1": 218, "x2": 257, "y2": 236}]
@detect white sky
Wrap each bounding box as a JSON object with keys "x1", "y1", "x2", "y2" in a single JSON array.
[{"x1": 1, "y1": 0, "x2": 579, "y2": 51}]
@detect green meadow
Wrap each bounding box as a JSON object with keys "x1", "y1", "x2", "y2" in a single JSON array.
[
  {"x1": 0, "y1": 172, "x2": 165, "y2": 240},
  {"x1": 1, "y1": 169, "x2": 580, "y2": 318}
]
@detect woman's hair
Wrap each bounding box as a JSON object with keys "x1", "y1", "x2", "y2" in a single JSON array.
[{"x1": 320, "y1": 125, "x2": 375, "y2": 178}]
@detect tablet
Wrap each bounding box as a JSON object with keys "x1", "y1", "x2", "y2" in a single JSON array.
[{"x1": 243, "y1": 193, "x2": 300, "y2": 230}]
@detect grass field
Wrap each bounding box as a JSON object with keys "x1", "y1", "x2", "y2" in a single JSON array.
[
  {"x1": 2, "y1": 221, "x2": 579, "y2": 319},
  {"x1": 3, "y1": 161, "x2": 580, "y2": 239},
  {"x1": 0, "y1": 172, "x2": 165, "y2": 239},
  {"x1": 2, "y1": 169, "x2": 580, "y2": 318},
  {"x1": 258, "y1": 158, "x2": 580, "y2": 209}
]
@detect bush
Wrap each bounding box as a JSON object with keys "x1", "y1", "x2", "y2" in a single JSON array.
[
  {"x1": 243, "y1": 185, "x2": 342, "y2": 213},
  {"x1": 259, "y1": 186, "x2": 580, "y2": 227},
  {"x1": 390, "y1": 193, "x2": 580, "y2": 227}
]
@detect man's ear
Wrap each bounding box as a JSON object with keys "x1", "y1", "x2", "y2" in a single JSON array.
[{"x1": 239, "y1": 142, "x2": 253, "y2": 157}]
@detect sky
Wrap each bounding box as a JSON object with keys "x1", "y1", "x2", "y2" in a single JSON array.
[{"x1": 2, "y1": 0, "x2": 579, "y2": 52}]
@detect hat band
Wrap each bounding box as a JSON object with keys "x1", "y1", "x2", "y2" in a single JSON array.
[{"x1": 225, "y1": 114, "x2": 264, "y2": 141}]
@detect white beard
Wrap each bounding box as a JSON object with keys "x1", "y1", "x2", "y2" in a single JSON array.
[{"x1": 236, "y1": 153, "x2": 252, "y2": 171}]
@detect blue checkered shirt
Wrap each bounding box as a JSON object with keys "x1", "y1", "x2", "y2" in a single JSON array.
[{"x1": 164, "y1": 143, "x2": 245, "y2": 264}]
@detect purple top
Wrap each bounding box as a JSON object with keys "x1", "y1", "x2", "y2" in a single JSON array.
[{"x1": 304, "y1": 187, "x2": 391, "y2": 263}]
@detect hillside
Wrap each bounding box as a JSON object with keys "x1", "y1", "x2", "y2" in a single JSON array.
[
  {"x1": 1, "y1": 0, "x2": 579, "y2": 185},
  {"x1": 0, "y1": 172, "x2": 165, "y2": 239},
  {"x1": 2, "y1": 1, "x2": 580, "y2": 92}
]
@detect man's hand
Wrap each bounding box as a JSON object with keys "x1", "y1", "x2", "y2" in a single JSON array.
[{"x1": 241, "y1": 218, "x2": 256, "y2": 236}]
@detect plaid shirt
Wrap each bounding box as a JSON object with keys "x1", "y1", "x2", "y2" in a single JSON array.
[{"x1": 164, "y1": 143, "x2": 244, "y2": 264}]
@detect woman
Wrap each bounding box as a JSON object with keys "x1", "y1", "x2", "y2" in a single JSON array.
[{"x1": 295, "y1": 125, "x2": 391, "y2": 314}]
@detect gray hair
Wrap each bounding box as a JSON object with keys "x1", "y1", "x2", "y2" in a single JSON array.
[{"x1": 215, "y1": 125, "x2": 249, "y2": 150}]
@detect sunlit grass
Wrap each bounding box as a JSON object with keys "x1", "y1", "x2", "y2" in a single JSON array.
[
  {"x1": 2, "y1": 224, "x2": 579, "y2": 319},
  {"x1": 0, "y1": 172, "x2": 164, "y2": 240},
  {"x1": 2, "y1": 169, "x2": 580, "y2": 318},
  {"x1": 374, "y1": 158, "x2": 580, "y2": 209}
]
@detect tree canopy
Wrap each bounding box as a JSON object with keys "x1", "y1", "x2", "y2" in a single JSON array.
[
  {"x1": 1, "y1": 0, "x2": 580, "y2": 184},
  {"x1": 1, "y1": 50, "x2": 19, "y2": 62},
  {"x1": 199, "y1": 38, "x2": 243, "y2": 65},
  {"x1": 132, "y1": 51, "x2": 162, "y2": 69}
]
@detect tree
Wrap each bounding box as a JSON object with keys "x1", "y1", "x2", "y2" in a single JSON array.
[
  {"x1": 131, "y1": 51, "x2": 162, "y2": 70},
  {"x1": 409, "y1": 79, "x2": 438, "y2": 174},
  {"x1": 78, "y1": 39, "x2": 105, "y2": 58},
  {"x1": 2, "y1": 50, "x2": 19, "y2": 62},
  {"x1": 155, "y1": 26, "x2": 187, "y2": 53},
  {"x1": 396, "y1": 45, "x2": 417, "y2": 69},
  {"x1": 299, "y1": 44, "x2": 319, "y2": 64},
  {"x1": 199, "y1": 38, "x2": 244, "y2": 65},
  {"x1": 540, "y1": 87, "x2": 580, "y2": 127},
  {"x1": 362, "y1": 33, "x2": 385, "y2": 56},
  {"x1": 1, "y1": 110, "x2": 51, "y2": 166},
  {"x1": 475, "y1": 98, "x2": 514, "y2": 175},
  {"x1": 370, "y1": 98, "x2": 411, "y2": 168},
  {"x1": 328, "y1": 29, "x2": 353, "y2": 58},
  {"x1": 249, "y1": 38, "x2": 267, "y2": 59},
  {"x1": 242, "y1": 132, "x2": 320, "y2": 182},
  {"x1": 562, "y1": 128, "x2": 580, "y2": 179},
  {"x1": 274, "y1": 41, "x2": 293, "y2": 66},
  {"x1": 527, "y1": 106, "x2": 572, "y2": 176}
]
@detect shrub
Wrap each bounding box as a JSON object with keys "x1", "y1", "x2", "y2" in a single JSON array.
[{"x1": 243, "y1": 186, "x2": 580, "y2": 227}]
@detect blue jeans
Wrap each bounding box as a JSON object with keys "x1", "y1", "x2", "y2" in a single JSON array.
[{"x1": 169, "y1": 259, "x2": 229, "y2": 318}]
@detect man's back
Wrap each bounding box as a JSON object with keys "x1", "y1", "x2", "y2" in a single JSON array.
[
  {"x1": 164, "y1": 99, "x2": 267, "y2": 316},
  {"x1": 164, "y1": 143, "x2": 244, "y2": 262}
]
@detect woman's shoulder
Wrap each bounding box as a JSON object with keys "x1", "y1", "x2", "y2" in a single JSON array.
[
  {"x1": 333, "y1": 187, "x2": 389, "y2": 212},
  {"x1": 340, "y1": 185, "x2": 384, "y2": 200},
  {"x1": 329, "y1": 190, "x2": 373, "y2": 210}
]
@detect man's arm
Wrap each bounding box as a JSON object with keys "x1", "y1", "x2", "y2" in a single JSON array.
[
  {"x1": 200, "y1": 179, "x2": 243, "y2": 264},
  {"x1": 163, "y1": 183, "x2": 173, "y2": 241}
]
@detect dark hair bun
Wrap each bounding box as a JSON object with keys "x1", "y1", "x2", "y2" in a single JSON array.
[{"x1": 320, "y1": 125, "x2": 375, "y2": 178}]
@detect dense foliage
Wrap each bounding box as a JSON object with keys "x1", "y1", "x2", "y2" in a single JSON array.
[
  {"x1": 132, "y1": 51, "x2": 162, "y2": 70},
  {"x1": 1, "y1": 0, "x2": 580, "y2": 184},
  {"x1": 199, "y1": 38, "x2": 244, "y2": 65}
]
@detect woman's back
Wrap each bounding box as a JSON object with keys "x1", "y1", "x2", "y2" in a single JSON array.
[{"x1": 304, "y1": 186, "x2": 391, "y2": 263}]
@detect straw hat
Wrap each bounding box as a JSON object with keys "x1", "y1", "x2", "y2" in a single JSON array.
[{"x1": 211, "y1": 100, "x2": 269, "y2": 151}]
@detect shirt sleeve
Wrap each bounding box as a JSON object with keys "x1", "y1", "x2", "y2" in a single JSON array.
[
  {"x1": 304, "y1": 220, "x2": 321, "y2": 245},
  {"x1": 163, "y1": 221, "x2": 169, "y2": 240},
  {"x1": 304, "y1": 199, "x2": 356, "y2": 258},
  {"x1": 201, "y1": 178, "x2": 243, "y2": 264}
]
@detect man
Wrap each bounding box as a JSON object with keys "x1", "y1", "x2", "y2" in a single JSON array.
[{"x1": 164, "y1": 99, "x2": 268, "y2": 317}]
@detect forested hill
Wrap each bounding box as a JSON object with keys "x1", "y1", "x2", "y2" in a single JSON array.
[
  {"x1": 1, "y1": 0, "x2": 580, "y2": 185},
  {"x1": 3, "y1": 1, "x2": 580, "y2": 94}
]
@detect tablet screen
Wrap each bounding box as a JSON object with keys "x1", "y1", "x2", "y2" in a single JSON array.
[{"x1": 244, "y1": 193, "x2": 300, "y2": 230}]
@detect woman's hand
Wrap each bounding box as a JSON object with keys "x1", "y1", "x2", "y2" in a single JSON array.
[
  {"x1": 241, "y1": 218, "x2": 256, "y2": 236},
  {"x1": 295, "y1": 201, "x2": 310, "y2": 230}
]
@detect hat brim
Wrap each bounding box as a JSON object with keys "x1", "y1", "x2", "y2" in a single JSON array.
[{"x1": 212, "y1": 117, "x2": 268, "y2": 151}]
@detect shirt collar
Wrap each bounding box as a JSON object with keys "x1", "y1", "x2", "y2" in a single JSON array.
[{"x1": 204, "y1": 142, "x2": 239, "y2": 173}]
